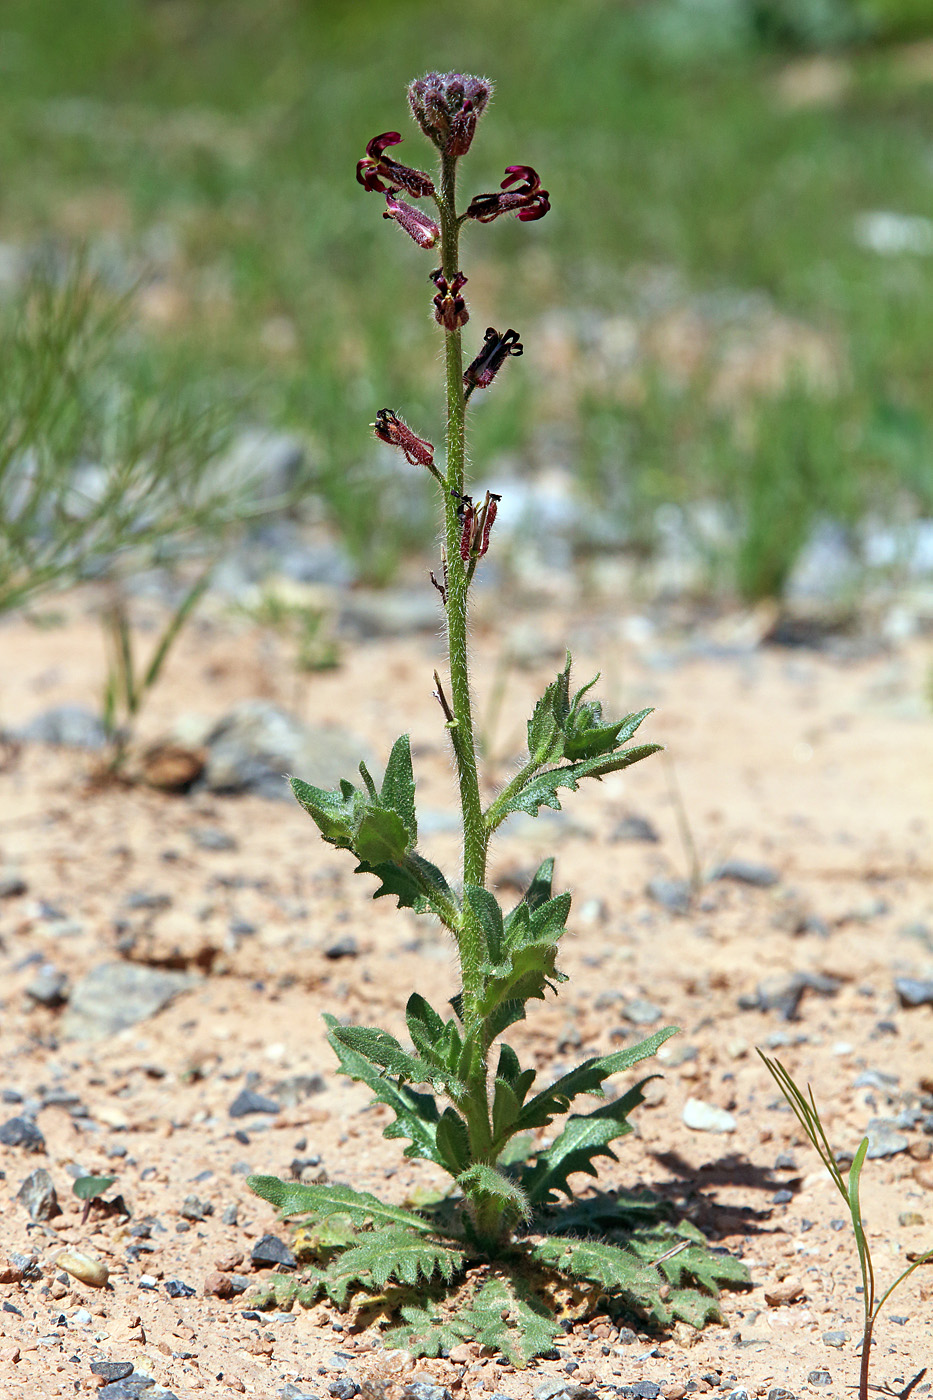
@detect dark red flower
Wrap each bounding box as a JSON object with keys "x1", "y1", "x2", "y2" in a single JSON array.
[
  {"x1": 383, "y1": 193, "x2": 440, "y2": 249},
  {"x1": 356, "y1": 132, "x2": 435, "y2": 199},
  {"x1": 465, "y1": 166, "x2": 550, "y2": 224},
  {"x1": 372, "y1": 410, "x2": 435, "y2": 469},
  {"x1": 430, "y1": 269, "x2": 469, "y2": 331},
  {"x1": 453, "y1": 489, "x2": 502, "y2": 561},
  {"x1": 408, "y1": 72, "x2": 492, "y2": 157},
  {"x1": 463, "y1": 327, "x2": 523, "y2": 394}
]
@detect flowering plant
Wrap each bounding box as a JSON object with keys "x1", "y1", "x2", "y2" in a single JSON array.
[{"x1": 249, "y1": 71, "x2": 747, "y2": 1361}]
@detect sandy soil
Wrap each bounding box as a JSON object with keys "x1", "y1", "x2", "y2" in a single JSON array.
[{"x1": 0, "y1": 590, "x2": 931, "y2": 1400}]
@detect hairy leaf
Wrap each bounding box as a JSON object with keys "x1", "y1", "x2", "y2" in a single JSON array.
[
  {"x1": 332, "y1": 1226, "x2": 464, "y2": 1290},
  {"x1": 405, "y1": 993, "x2": 466, "y2": 1085},
  {"x1": 496, "y1": 743, "x2": 662, "y2": 823},
  {"x1": 380, "y1": 734, "x2": 417, "y2": 845},
  {"x1": 523, "y1": 1084, "x2": 648, "y2": 1205},
  {"x1": 356, "y1": 851, "x2": 459, "y2": 922},
  {"x1": 465, "y1": 885, "x2": 505, "y2": 962},
  {"x1": 458, "y1": 1163, "x2": 531, "y2": 1222},
  {"x1": 531, "y1": 1234, "x2": 659, "y2": 1299},
  {"x1": 385, "y1": 1272, "x2": 560, "y2": 1367},
  {"x1": 324, "y1": 1014, "x2": 443, "y2": 1165},
  {"x1": 329, "y1": 1023, "x2": 433, "y2": 1084},
  {"x1": 435, "y1": 1108, "x2": 472, "y2": 1177},
  {"x1": 516, "y1": 1026, "x2": 678, "y2": 1131},
  {"x1": 245, "y1": 1176, "x2": 434, "y2": 1233}
]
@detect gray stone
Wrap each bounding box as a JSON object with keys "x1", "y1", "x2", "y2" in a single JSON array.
[
  {"x1": 622, "y1": 998, "x2": 664, "y2": 1025},
  {"x1": 895, "y1": 978, "x2": 933, "y2": 1008},
  {"x1": 646, "y1": 877, "x2": 691, "y2": 915},
  {"x1": 270, "y1": 1074, "x2": 326, "y2": 1108},
  {"x1": 324, "y1": 936, "x2": 358, "y2": 960},
  {"x1": 532, "y1": 1386, "x2": 595, "y2": 1400},
  {"x1": 12, "y1": 704, "x2": 107, "y2": 749},
  {"x1": 229, "y1": 1088, "x2": 280, "y2": 1118},
  {"x1": 202, "y1": 700, "x2": 371, "y2": 802},
  {"x1": 16, "y1": 1168, "x2": 60, "y2": 1220},
  {"x1": 91, "y1": 1362, "x2": 135, "y2": 1382},
  {"x1": 179, "y1": 1195, "x2": 212, "y2": 1221},
  {"x1": 329, "y1": 1381, "x2": 359, "y2": 1399},
  {"x1": 221, "y1": 1203, "x2": 238, "y2": 1226},
  {"x1": 340, "y1": 588, "x2": 440, "y2": 639},
  {"x1": 99, "y1": 1378, "x2": 156, "y2": 1400},
  {"x1": 279, "y1": 1387, "x2": 321, "y2": 1400},
  {"x1": 766, "y1": 1391, "x2": 796, "y2": 1400},
  {"x1": 0, "y1": 1116, "x2": 45, "y2": 1153},
  {"x1": 251, "y1": 1233, "x2": 296, "y2": 1269},
  {"x1": 866, "y1": 1118, "x2": 909, "y2": 1158},
  {"x1": 25, "y1": 964, "x2": 69, "y2": 1007},
  {"x1": 682, "y1": 1097, "x2": 737, "y2": 1134},
  {"x1": 822, "y1": 1330, "x2": 849, "y2": 1347},
  {"x1": 403, "y1": 1385, "x2": 454, "y2": 1400},
  {"x1": 630, "y1": 1386, "x2": 660, "y2": 1400},
  {"x1": 611, "y1": 814, "x2": 659, "y2": 843},
  {"x1": 0, "y1": 867, "x2": 27, "y2": 898},
  {"x1": 712, "y1": 858, "x2": 779, "y2": 887},
  {"x1": 743, "y1": 971, "x2": 840, "y2": 1020},
  {"x1": 187, "y1": 826, "x2": 237, "y2": 852},
  {"x1": 807, "y1": 1374, "x2": 832, "y2": 1388},
  {"x1": 62, "y1": 963, "x2": 198, "y2": 1041}
]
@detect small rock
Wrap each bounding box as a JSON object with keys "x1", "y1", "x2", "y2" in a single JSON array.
[
  {"x1": 329, "y1": 1382, "x2": 360, "y2": 1400},
  {"x1": 164, "y1": 1279, "x2": 195, "y2": 1298},
  {"x1": 0, "y1": 1116, "x2": 45, "y2": 1153},
  {"x1": 895, "y1": 978, "x2": 933, "y2": 1008},
  {"x1": 270, "y1": 1074, "x2": 326, "y2": 1107},
  {"x1": 12, "y1": 703, "x2": 107, "y2": 749},
  {"x1": 204, "y1": 1270, "x2": 234, "y2": 1298},
  {"x1": 203, "y1": 699, "x2": 372, "y2": 802},
  {"x1": 646, "y1": 877, "x2": 691, "y2": 915},
  {"x1": 25, "y1": 964, "x2": 69, "y2": 1007},
  {"x1": 0, "y1": 1257, "x2": 24, "y2": 1285},
  {"x1": 764, "y1": 1277, "x2": 804, "y2": 1305},
  {"x1": 221, "y1": 1203, "x2": 239, "y2": 1226},
  {"x1": 899, "y1": 1210, "x2": 925, "y2": 1226},
  {"x1": 611, "y1": 815, "x2": 659, "y2": 843},
  {"x1": 631, "y1": 1385, "x2": 661, "y2": 1400},
  {"x1": 187, "y1": 826, "x2": 238, "y2": 852},
  {"x1": 766, "y1": 1391, "x2": 796, "y2": 1400},
  {"x1": 711, "y1": 859, "x2": 779, "y2": 887},
  {"x1": 866, "y1": 1118, "x2": 909, "y2": 1158},
  {"x1": 324, "y1": 936, "x2": 359, "y2": 960},
  {"x1": 251, "y1": 1234, "x2": 296, "y2": 1269},
  {"x1": 16, "y1": 1168, "x2": 60, "y2": 1221},
  {"x1": 682, "y1": 1098, "x2": 736, "y2": 1134},
  {"x1": 622, "y1": 998, "x2": 664, "y2": 1026},
  {"x1": 99, "y1": 1377, "x2": 157, "y2": 1399},
  {"x1": 7, "y1": 1251, "x2": 40, "y2": 1281},
  {"x1": 90, "y1": 1363, "x2": 135, "y2": 1382},
  {"x1": 0, "y1": 868, "x2": 27, "y2": 898},
  {"x1": 807, "y1": 1374, "x2": 832, "y2": 1388},
  {"x1": 179, "y1": 1195, "x2": 212, "y2": 1221},
  {"x1": 56, "y1": 1248, "x2": 109, "y2": 1287},
  {"x1": 822, "y1": 1330, "x2": 849, "y2": 1347},
  {"x1": 743, "y1": 970, "x2": 840, "y2": 1020},
  {"x1": 403, "y1": 1384, "x2": 454, "y2": 1400},
  {"x1": 62, "y1": 963, "x2": 198, "y2": 1041},
  {"x1": 229, "y1": 1088, "x2": 281, "y2": 1118}
]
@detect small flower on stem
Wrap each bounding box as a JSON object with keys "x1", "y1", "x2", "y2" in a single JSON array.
[
  {"x1": 430, "y1": 269, "x2": 469, "y2": 331},
  {"x1": 408, "y1": 72, "x2": 492, "y2": 157},
  {"x1": 372, "y1": 409, "x2": 436, "y2": 472},
  {"x1": 356, "y1": 132, "x2": 435, "y2": 199},
  {"x1": 453, "y1": 489, "x2": 502, "y2": 562},
  {"x1": 383, "y1": 193, "x2": 440, "y2": 249},
  {"x1": 465, "y1": 166, "x2": 550, "y2": 224},
  {"x1": 463, "y1": 327, "x2": 523, "y2": 395}
]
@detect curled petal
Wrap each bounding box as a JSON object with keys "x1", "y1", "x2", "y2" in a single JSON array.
[
  {"x1": 357, "y1": 131, "x2": 435, "y2": 199},
  {"x1": 465, "y1": 165, "x2": 549, "y2": 224},
  {"x1": 463, "y1": 327, "x2": 523, "y2": 392},
  {"x1": 372, "y1": 409, "x2": 435, "y2": 469},
  {"x1": 430, "y1": 268, "x2": 469, "y2": 331},
  {"x1": 383, "y1": 193, "x2": 440, "y2": 249}
]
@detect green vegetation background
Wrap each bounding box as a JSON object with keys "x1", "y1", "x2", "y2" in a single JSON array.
[{"x1": 2, "y1": 0, "x2": 932, "y2": 593}]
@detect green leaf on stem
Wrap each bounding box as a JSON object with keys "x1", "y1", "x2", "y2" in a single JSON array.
[
  {"x1": 324, "y1": 1013, "x2": 443, "y2": 1165},
  {"x1": 458, "y1": 1163, "x2": 531, "y2": 1223},
  {"x1": 331, "y1": 1226, "x2": 464, "y2": 1290},
  {"x1": 515, "y1": 1026, "x2": 678, "y2": 1132},
  {"x1": 522, "y1": 1083, "x2": 649, "y2": 1205},
  {"x1": 73, "y1": 1174, "x2": 117, "y2": 1201},
  {"x1": 245, "y1": 1176, "x2": 434, "y2": 1233},
  {"x1": 494, "y1": 744, "x2": 663, "y2": 825},
  {"x1": 531, "y1": 1233, "x2": 659, "y2": 1299},
  {"x1": 435, "y1": 1107, "x2": 472, "y2": 1176}
]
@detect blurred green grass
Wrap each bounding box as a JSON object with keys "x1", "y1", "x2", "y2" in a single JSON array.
[{"x1": 1, "y1": 0, "x2": 932, "y2": 593}]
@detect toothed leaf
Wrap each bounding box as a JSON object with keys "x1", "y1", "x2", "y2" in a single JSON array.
[
  {"x1": 435, "y1": 1108, "x2": 472, "y2": 1177},
  {"x1": 458, "y1": 1163, "x2": 530, "y2": 1222},
  {"x1": 496, "y1": 744, "x2": 662, "y2": 822},
  {"x1": 386, "y1": 1273, "x2": 559, "y2": 1367},
  {"x1": 380, "y1": 734, "x2": 417, "y2": 845},
  {"x1": 324, "y1": 1014, "x2": 443, "y2": 1165},
  {"x1": 332, "y1": 1226, "x2": 464, "y2": 1290},
  {"x1": 531, "y1": 1234, "x2": 659, "y2": 1299},
  {"x1": 523, "y1": 1083, "x2": 649, "y2": 1205},
  {"x1": 516, "y1": 1026, "x2": 678, "y2": 1131},
  {"x1": 245, "y1": 1176, "x2": 434, "y2": 1233},
  {"x1": 405, "y1": 993, "x2": 466, "y2": 1087}
]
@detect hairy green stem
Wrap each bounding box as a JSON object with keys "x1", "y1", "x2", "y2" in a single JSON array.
[{"x1": 437, "y1": 151, "x2": 495, "y2": 1175}]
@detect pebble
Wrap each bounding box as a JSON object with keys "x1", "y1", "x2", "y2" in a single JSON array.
[
  {"x1": 807, "y1": 1374, "x2": 832, "y2": 1388},
  {"x1": 622, "y1": 998, "x2": 664, "y2": 1025},
  {"x1": 202, "y1": 699, "x2": 372, "y2": 801},
  {"x1": 251, "y1": 1234, "x2": 297, "y2": 1269},
  {"x1": 62, "y1": 963, "x2": 199, "y2": 1041},
  {"x1": 25, "y1": 964, "x2": 69, "y2": 1007},
  {"x1": 646, "y1": 877, "x2": 692, "y2": 915},
  {"x1": 324, "y1": 936, "x2": 359, "y2": 960},
  {"x1": 766, "y1": 1391, "x2": 796, "y2": 1400},
  {"x1": 91, "y1": 1363, "x2": 135, "y2": 1382},
  {"x1": 222, "y1": 1203, "x2": 239, "y2": 1226},
  {"x1": 270, "y1": 1074, "x2": 326, "y2": 1107},
  {"x1": 711, "y1": 859, "x2": 779, "y2": 887},
  {"x1": 822, "y1": 1329, "x2": 849, "y2": 1347},
  {"x1": 895, "y1": 978, "x2": 933, "y2": 1008},
  {"x1": 764, "y1": 1277, "x2": 804, "y2": 1305},
  {"x1": 188, "y1": 826, "x2": 238, "y2": 852},
  {"x1": 179, "y1": 1195, "x2": 213, "y2": 1221},
  {"x1": 682, "y1": 1097, "x2": 737, "y2": 1134},
  {"x1": 866, "y1": 1118, "x2": 909, "y2": 1158},
  {"x1": 56, "y1": 1249, "x2": 109, "y2": 1287},
  {"x1": 403, "y1": 1384, "x2": 454, "y2": 1400},
  {"x1": 0, "y1": 1116, "x2": 45, "y2": 1153},
  {"x1": 10, "y1": 703, "x2": 107, "y2": 749},
  {"x1": 0, "y1": 868, "x2": 27, "y2": 898},
  {"x1": 203, "y1": 1270, "x2": 234, "y2": 1298},
  {"x1": 630, "y1": 1385, "x2": 661, "y2": 1400},
  {"x1": 611, "y1": 815, "x2": 659, "y2": 843},
  {"x1": 98, "y1": 1377, "x2": 158, "y2": 1399},
  {"x1": 229, "y1": 1088, "x2": 281, "y2": 1118},
  {"x1": 329, "y1": 1382, "x2": 359, "y2": 1400},
  {"x1": 164, "y1": 1279, "x2": 195, "y2": 1298},
  {"x1": 16, "y1": 1168, "x2": 60, "y2": 1220},
  {"x1": 741, "y1": 970, "x2": 839, "y2": 1020}
]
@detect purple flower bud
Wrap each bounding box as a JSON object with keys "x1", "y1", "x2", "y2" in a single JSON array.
[
  {"x1": 356, "y1": 132, "x2": 435, "y2": 199},
  {"x1": 465, "y1": 165, "x2": 550, "y2": 224},
  {"x1": 408, "y1": 72, "x2": 492, "y2": 157},
  {"x1": 453, "y1": 489, "x2": 501, "y2": 562},
  {"x1": 430, "y1": 269, "x2": 469, "y2": 331},
  {"x1": 463, "y1": 327, "x2": 523, "y2": 393},
  {"x1": 372, "y1": 409, "x2": 435, "y2": 469},
  {"x1": 383, "y1": 193, "x2": 440, "y2": 249}
]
